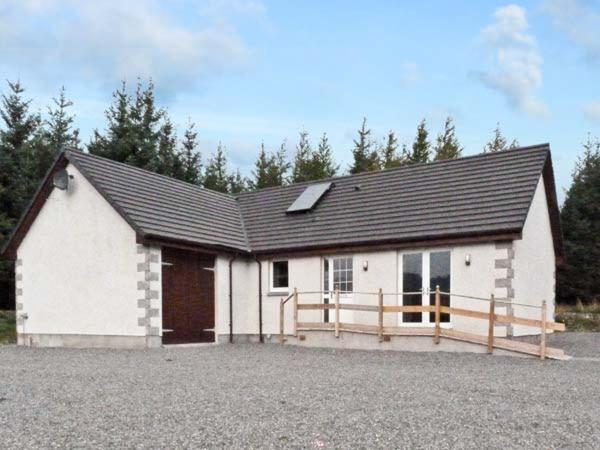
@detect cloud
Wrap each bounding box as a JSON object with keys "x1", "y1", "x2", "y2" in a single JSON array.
[
  {"x1": 582, "y1": 100, "x2": 600, "y2": 123},
  {"x1": 475, "y1": 4, "x2": 548, "y2": 116},
  {"x1": 542, "y1": 0, "x2": 600, "y2": 64},
  {"x1": 400, "y1": 62, "x2": 421, "y2": 85},
  {"x1": 0, "y1": 0, "x2": 263, "y2": 96}
]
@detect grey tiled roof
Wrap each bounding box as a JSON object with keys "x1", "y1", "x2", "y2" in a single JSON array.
[
  {"x1": 66, "y1": 151, "x2": 249, "y2": 251},
  {"x1": 236, "y1": 144, "x2": 554, "y2": 253},
  {"x1": 11, "y1": 144, "x2": 553, "y2": 257}
]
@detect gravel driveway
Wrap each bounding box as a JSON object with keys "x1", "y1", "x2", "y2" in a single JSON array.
[{"x1": 1, "y1": 333, "x2": 599, "y2": 449}]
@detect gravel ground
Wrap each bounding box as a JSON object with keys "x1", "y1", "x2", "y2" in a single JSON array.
[{"x1": 0, "y1": 333, "x2": 599, "y2": 449}]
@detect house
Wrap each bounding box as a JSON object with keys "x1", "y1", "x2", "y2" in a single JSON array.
[{"x1": 0, "y1": 144, "x2": 563, "y2": 349}]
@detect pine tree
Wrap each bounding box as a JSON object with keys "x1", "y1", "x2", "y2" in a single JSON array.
[
  {"x1": 483, "y1": 123, "x2": 520, "y2": 153},
  {"x1": 88, "y1": 79, "x2": 168, "y2": 173},
  {"x1": 156, "y1": 118, "x2": 178, "y2": 177},
  {"x1": 350, "y1": 117, "x2": 380, "y2": 174},
  {"x1": 292, "y1": 130, "x2": 315, "y2": 183},
  {"x1": 0, "y1": 80, "x2": 42, "y2": 230},
  {"x1": 203, "y1": 142, "x2": 231, "y2": 193},
  {"x1": 179, "y1": 120, "x2": 202, "y2": 185},
  {"x1": 433, "y1": 117, "x2": 463, "y2": 161},
  {"x1": 129, "y1": 79, "x2": 163, "y2": 171},
  {"x1": 269, "y1": 141, "x2": 290, "y2": 186},
  {"x1": 409, "y1": 119, "x2": 430, "y2": 164},
  {"x1": 381, "y1": 130, "x2": 403, "y2": 168},
  {"x1": 45, "y1": 87, "x2": 79, "y2": 154},
  {"x1": 251, "y1": 143, "x2": 271, "y2": 189},
  {"x1": 229, "y1": 169, "x2": 248, "y2": 194},
  {"x1": 557, "y1": 135, "x2": 600, "y2": 304},
  {"x1": 88, "y1": 81, "x2": 134, "y2": 163},
  {"x1": 314, "y1": 133, "x2": 338, "y2": 178}
]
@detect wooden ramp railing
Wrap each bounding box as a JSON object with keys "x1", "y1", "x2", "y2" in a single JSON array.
[{"x1": 279, "y1": 287, "x2": 566, "y2": 360}]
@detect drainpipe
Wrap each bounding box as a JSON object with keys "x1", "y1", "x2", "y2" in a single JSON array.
[
  {"x1": 229, "y1": 254, "x2": 237, "y2": 344},
  {"x1": 255, "y1": 257, "x2": 263, "y2": 343}
]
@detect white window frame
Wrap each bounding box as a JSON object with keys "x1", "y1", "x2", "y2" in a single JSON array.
[
  {"x1": 397, "y1": 249, "x2": 453, "y2": 327},
  {"x1": 328, "y1": 255, "x2": 354, "y2": 296},
  {"x1": 270, "y1": 259, "x2": 289, "y2": 293},
  {"x1": 322, "y1": 255, "x2": 354, "y2": 323}
]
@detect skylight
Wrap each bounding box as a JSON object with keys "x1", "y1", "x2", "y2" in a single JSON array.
[{"x1": 286, "y1": 182, "x2": 332, "y2": 213}]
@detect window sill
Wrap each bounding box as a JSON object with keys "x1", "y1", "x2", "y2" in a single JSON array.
[{"x1": 267, "y1": 291, "x2": 289, "y2": 297}]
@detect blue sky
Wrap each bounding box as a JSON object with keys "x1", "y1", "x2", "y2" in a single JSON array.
[{"x1": 1, "y1": 0, "x2": 599, "y2": 201}]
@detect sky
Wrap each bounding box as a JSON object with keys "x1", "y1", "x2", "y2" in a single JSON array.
[{"x1": 1, "y1": 0, "x2": 600, "y2": 202}]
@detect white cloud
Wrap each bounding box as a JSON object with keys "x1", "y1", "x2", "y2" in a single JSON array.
[
  {"x1": 542, "y1": 0, "x2": 600, "y2": 64},
  {"x1": 582, "y1": 100, "x2": 600, "y2": 123},
  {"x1": 400, "y1": 62, "x2": 421, "y2": 85},
  {"x1": 0, "y1": 0, "x2": 264, "y2": 95},
  {"x1": 475, "y1": 4, "x2": 548, "y2": 116}
]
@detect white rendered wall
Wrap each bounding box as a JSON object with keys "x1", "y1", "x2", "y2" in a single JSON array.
[
  {"x1": 215, "y1": 179, "x2": 555, "y2": 340},
  {"x1": 512, "y1": 177, "x2": 556, "y2": 335},
  {"x1": 17, "y1": 164, "x2": 142, "y2": 337}
]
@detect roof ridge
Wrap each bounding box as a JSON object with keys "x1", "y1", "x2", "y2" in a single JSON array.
[
  {"x1": 237, "y1": 144, "x2": 550, "y2": 196},
  {"x1": 66, "y1": 150, "x2": 237, "y2": 203}
]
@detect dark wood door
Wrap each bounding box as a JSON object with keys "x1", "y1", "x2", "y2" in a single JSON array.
[{"x1": 161, "y1": 248, "x2": 215, "y2": 344}]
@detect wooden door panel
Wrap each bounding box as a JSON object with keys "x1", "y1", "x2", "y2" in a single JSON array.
[{"x1": 162, "y1": 248, "x2": 215, "y2": 344}]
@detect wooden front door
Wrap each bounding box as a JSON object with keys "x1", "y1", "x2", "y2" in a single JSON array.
[{"x1": 161, "y1": 248, "x2": 215, "y2": 344}]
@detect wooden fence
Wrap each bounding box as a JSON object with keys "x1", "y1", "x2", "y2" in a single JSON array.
[{"x1": 280, "y1": 287, "x2": 566, "y2": 360}]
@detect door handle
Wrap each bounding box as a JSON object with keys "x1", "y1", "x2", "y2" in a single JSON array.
[{"x1": 163, "y1": 329, "x2": 174, "y2": 333}]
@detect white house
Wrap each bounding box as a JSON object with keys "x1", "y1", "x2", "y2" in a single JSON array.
[{"x1": 1, "y1": 144, "x2": 563, "y2": 350}]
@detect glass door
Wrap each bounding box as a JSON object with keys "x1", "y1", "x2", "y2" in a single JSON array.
[
  {"x1": 322, "y1": 256, "x2": 353, "y2": 323},
  {"x1": 400, "y1": 251, "x2": 451, "y2": 324}
]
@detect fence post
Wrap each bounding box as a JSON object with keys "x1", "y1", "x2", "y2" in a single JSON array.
[
  {"x1": 334, "y1": 288, "x2": 340, "y2": 338},
  {"x1": 279, "y1": 298, "x2": 285, "y2": 344},
  {"x1": 487, "y1": 294, "x2": 495, "y2": 354},
  {"x1": 434, "y1": 285, "x2": 441, "y2": 344},
  {"x1": 540, "y1": 300, "x2": 547, "y2": 360},
  {"x1": 378, "y1": 288, "x2": 384, "y2": 342},
  {"x1": 293, "y1": 288, "x2": 298, "y2": 338}
]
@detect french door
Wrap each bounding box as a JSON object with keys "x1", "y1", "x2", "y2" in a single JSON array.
[
  {"x1": 399, "y1": 250, "x2": 451, "y2": 324},
  {"x1": 322, "y1": 256, "x2": 353, "y2": 323}
]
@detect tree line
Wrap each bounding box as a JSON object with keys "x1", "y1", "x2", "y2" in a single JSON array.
[{"x1": 0, "y1": 78, "x2": 597, "y2": 307}]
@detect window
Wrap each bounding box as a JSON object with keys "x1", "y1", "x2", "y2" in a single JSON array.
[
  {"x1": 332, "y1": 257, "x2": 353, "y2": 293},
  {"x1": 271, "y1": 260, "x2": 289, "y2": 292}
]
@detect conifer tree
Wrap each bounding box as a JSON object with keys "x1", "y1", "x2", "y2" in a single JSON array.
[
  {"x1": 203, "y1": 142, "x2": 231, "y2": 193},
  {"x1": 409, "y1": 119, "x2": 430, "y2": 164},
  {"x1": 268, "y1": 141, "x2": 290, "y2": 186},
  {"x1": 129, "y1": 79, "x2": 163, "y2": 171},
  {"x1": 291, "y1": 130, "x2": 315, "y2": 183},
  {"x1": 179, "y1": 120, "x2": 202, "y2": 185},
  {"x1": 314, "y1": 133, "x2": 338, "y2": 178},
  {"x1": 483, "y1": 123, "x2": 519, "y2": 153},
  {"x1": 156, "y1": 118, "x2": 178, "y2": 178},
  {"x1": 88, "y1": 81, "x2": 134, "y2": 163},
  {"x1": 381, "y1": 130, "x2": 403, "y2": 168},
  {"x1": 350, "y1": 117, "x2": 380, "y2": 174},
  {"x1": 46, "y1": 87, "x2": 79, "y2": 152},
  {"x1": 229, "y1": 169, "x2": 248, "y2": 194},
  {"x1": 433, "y1": 117, "x2": 463, "y2": 161},
  {"x1": 252, "y1": 143, "x2": 271, "y2": 190},
  {"x1": 0, "y1": 80, "x2": 42, "y2": 230},
  {"x1": 557, "y1": 135, "x2": 600, "y2": 304}
]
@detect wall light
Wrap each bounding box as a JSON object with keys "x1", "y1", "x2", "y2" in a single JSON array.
[
  {"x1": 362, "y1": 260, "x2": 368, "y2": 271},
  {"x1": 465, "y1": 254, "x2": 471, "y2": 266}
]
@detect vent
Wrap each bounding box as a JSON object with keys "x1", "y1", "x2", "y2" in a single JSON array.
[{"x1": 286, "y1": 182, "x2": 332, "y2": 213}]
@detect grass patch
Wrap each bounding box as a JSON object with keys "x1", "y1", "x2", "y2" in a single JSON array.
[
  {"x1": 556, "y1": 301, "x2": 600, "y2": 332},
  {"x1": 0, "y1": 310, "x2": 16, "y2": 344}
]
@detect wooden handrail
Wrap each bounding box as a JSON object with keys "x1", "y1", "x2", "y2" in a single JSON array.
[{"x1": 279, "y1": 288, "x2": 566, "y2": 360}]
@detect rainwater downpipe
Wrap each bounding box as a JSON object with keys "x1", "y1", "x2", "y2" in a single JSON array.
[
  {"x1": 255, "y1": 257, "x2": 263, "y2": 343},
  {"x1": 228, "y1": 254, "x2": 237, "y2": 343}
]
